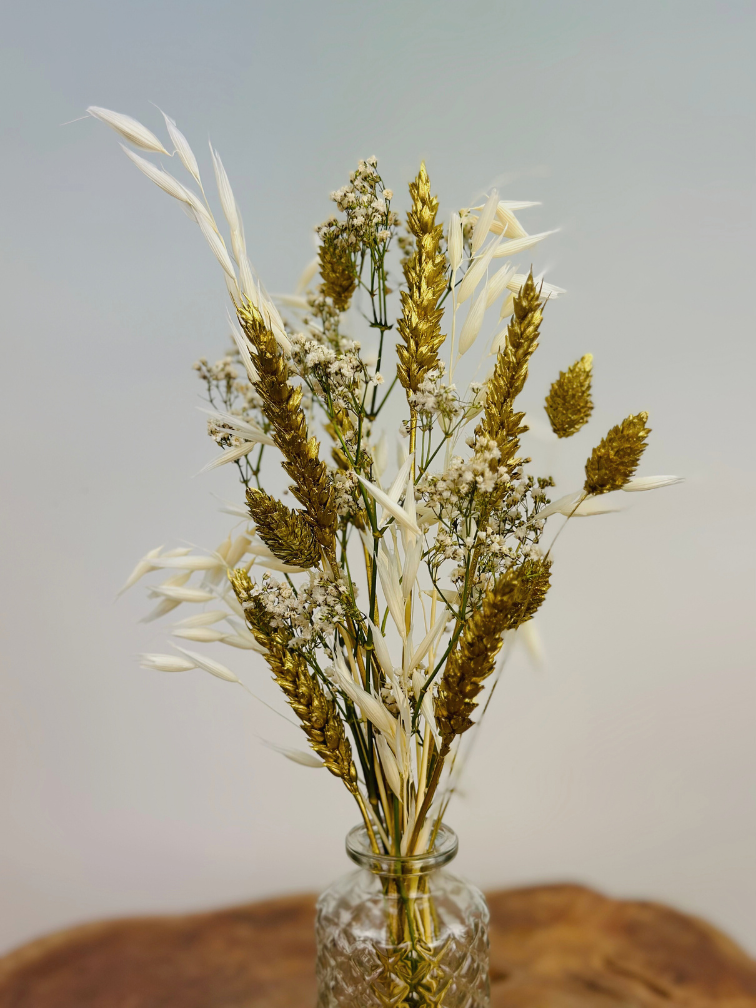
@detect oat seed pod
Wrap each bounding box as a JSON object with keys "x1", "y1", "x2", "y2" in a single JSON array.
[
  {"x1": 584, "y1": 412, "x2": 651, "y2": 495},
  {"x1": 87, "y1": 106, "x2": 168, "y2": 153},
  {"x1": 161, "y1": 111, "x2": 201, "y2": 183},
  {"x1": 545, "y1": 354, "x2": 594, "y2": 438},
  {"x1": 229, "y1": 570, "x2": 358, "y2": 791},
  {"x1": 435, "y1": 559, "x2": 552, "y2": 749},
  {"x1": 120, "y1": 145, "x2": 191, "y2": 203},
  {"x1": 447, "y1": 212, "x2": 463, "y2": 272},
  {"x1": 246, "y1": 488, "x2": 320, "y2": 568},
  {"x1": 396, "y1": 163, "x2": 449, "y2": 397},
  {"x1": 471, "y1": 189, "x2": 499, "y2": 255}
]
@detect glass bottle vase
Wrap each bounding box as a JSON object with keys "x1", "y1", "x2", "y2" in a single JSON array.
[{"x1": 315, "y1": 824, "x2": 490, "y2": 1007}]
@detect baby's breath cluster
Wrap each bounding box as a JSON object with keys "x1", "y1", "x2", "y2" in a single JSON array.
[
  {"x1": 331, "y1": 468, "x2": 365, "y2": 519},
  {"x1": 420, "y1": 439, "x2": 552, "y2": 597},
  {"x1": 420, "y1": 439, "x2": 512, "y2": 518},
  {"x1": 408, "y1": 363, "x2": 464, "y2": 430},
  {"x1": 245, "y1": 571, "x2": 358, "y2": 645},
  {"x1": 325, "y1": 156, "x2": 399, "y2": 248},
  {"x1": 194, "y1": 348, "x2": 269, "y2": 486}
]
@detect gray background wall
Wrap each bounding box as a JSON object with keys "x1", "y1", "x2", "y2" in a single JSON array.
[{"x1": 1, "y1": 0, "x2": 754, "y2": 955}]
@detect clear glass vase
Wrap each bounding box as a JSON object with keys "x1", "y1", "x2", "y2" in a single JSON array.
[{"x1": 315, "y1": 824, "x2": 490, "y2": 1007}]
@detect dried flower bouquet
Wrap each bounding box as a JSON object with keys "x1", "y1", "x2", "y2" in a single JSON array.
[{"x1": 90, "y1": 105, "x2": 680, "y2": 1000}]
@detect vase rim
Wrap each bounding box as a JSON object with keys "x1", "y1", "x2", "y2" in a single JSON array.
[{"x1": 345, "y1": 823, "x2": 458, "y2": 875}]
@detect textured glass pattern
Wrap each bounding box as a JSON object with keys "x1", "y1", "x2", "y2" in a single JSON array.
[{"x1": 316, "y1": 865, "x2": 490, "y2": 1007}]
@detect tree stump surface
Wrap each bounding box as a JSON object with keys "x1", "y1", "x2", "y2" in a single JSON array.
[{"x1": 0, "y1": 884, "x2": 754, "y2": 1007}]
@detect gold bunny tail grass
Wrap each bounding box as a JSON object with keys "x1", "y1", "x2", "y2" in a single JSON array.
[
  {"x1": 236, "y1": 300, "x2": 337, "y2": 556},
  {"x1": 229, "y1": 569, "x2": 358, "y2": 791},
  {"x1": 396, "y1": 163, "x2": 449, "y2": 397},
  {"x1": 435, "y1": 558, "x2": 551, "y2": 750},
  {"x1": 246, "y1": 489, "x2": 320, "y2": 568},
  {"x1": 319, "y1": 233, "x2": 356, "y2": 312},
  {"x1": 584, "y1": 411, "x2": 651, "y2": 495},
  {"x1": 545, "y1": 353, "x2": 594, "y2": 438},
  {"x1": 476, "y1": 272, "x2": 543, "y2": 469}
]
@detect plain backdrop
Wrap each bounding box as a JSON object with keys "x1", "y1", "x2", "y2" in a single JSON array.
[{"x1": 1, "y1": 0, "x2": 754, "y2": 957}]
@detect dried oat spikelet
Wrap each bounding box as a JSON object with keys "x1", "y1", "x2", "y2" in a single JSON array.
[
  {"x1": 476, "y1": 272, "x2": 543, "y2": 469},
  {"x1": 396, "y1": 163, "x2": 449, "y2": 397},
  {"x1": 584, "y1": 411, "x2": 651, "y2": 495},
  {"x1": 435, "y1": 559, "x2": 551, "y2": 749},
  {"x1": 236, "y1": 300, "x2": 337, "y2": 555},
  {"x1": 545, "y1": 354, "x2": 594, "y2": 438},
  {"x1": 229, "y1": 569, "x2": 358, "y2": 791},
  {"x1": 319, "y1": 234, "x2": 356, "y2": 311},
  {"x1": 246, "y1": 489, "x2": 320, "y2": 568}
]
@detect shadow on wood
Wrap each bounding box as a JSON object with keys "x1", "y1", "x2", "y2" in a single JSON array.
[{"x1": 1, "y1": 885, "x2": 754, "y2": 1007}]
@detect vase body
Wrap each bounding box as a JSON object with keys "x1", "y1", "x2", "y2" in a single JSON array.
[{"x1": 315, "y1": 824, "x2": 490, "y2": 1007}]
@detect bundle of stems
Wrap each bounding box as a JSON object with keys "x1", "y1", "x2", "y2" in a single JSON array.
[{"x1": 93, "y1": 107, "x2": 680, "y2": 888}]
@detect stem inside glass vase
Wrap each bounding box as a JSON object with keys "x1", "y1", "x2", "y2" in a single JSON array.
[
  {"x1": 346, "y1": 822, "x2": 458, "y2": 951},
  {"x1": 316, "y1": 824, "x2": 490, "y2": 1008}
]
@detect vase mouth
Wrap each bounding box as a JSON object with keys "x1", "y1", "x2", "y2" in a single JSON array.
[{"x1": 345, "y1": 823, "x2": 458, "y2": 876}]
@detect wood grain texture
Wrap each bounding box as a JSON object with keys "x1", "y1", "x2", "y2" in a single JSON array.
[{"x1": 0, "y1": 885, "x2": 754, "y2": 1007}]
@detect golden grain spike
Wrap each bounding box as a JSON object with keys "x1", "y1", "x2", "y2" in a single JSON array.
[
  {"x1": 545, "y1": 354, "x2": 594, "y2": 438},
  {"x1": 476, "y1": 272, "x2": 543, "y2": 468},
  {"x1": 246, "y1": 489, "x2": 320, "y2": 568},
  {"x1": 434, "y1": 559, "x2": 551, "y2": 749},
  {"x1": 229, "y1": 570, "x2": 358, "y2": 791},
  {"x1": 319, "y1": 234, "x2": 357, "y2": 311},
  {"x1": 396, "y1": 163, "x2": 449, "y2": 396},
  {"x1": 584, "y1": 411, "x2": 651, "y2": 495},
  {"x1": 236, "y1": 300, "x2": 337, "y2": 555}
]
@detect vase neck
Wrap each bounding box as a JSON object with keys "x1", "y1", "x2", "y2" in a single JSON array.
[{"x1": 345, "y1": 823, "x2": 458, "y2": 877}]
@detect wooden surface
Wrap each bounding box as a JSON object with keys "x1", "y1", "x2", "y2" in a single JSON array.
[{"x1": 1, "y1": 885, "x2": 755, "y2": 1007}]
